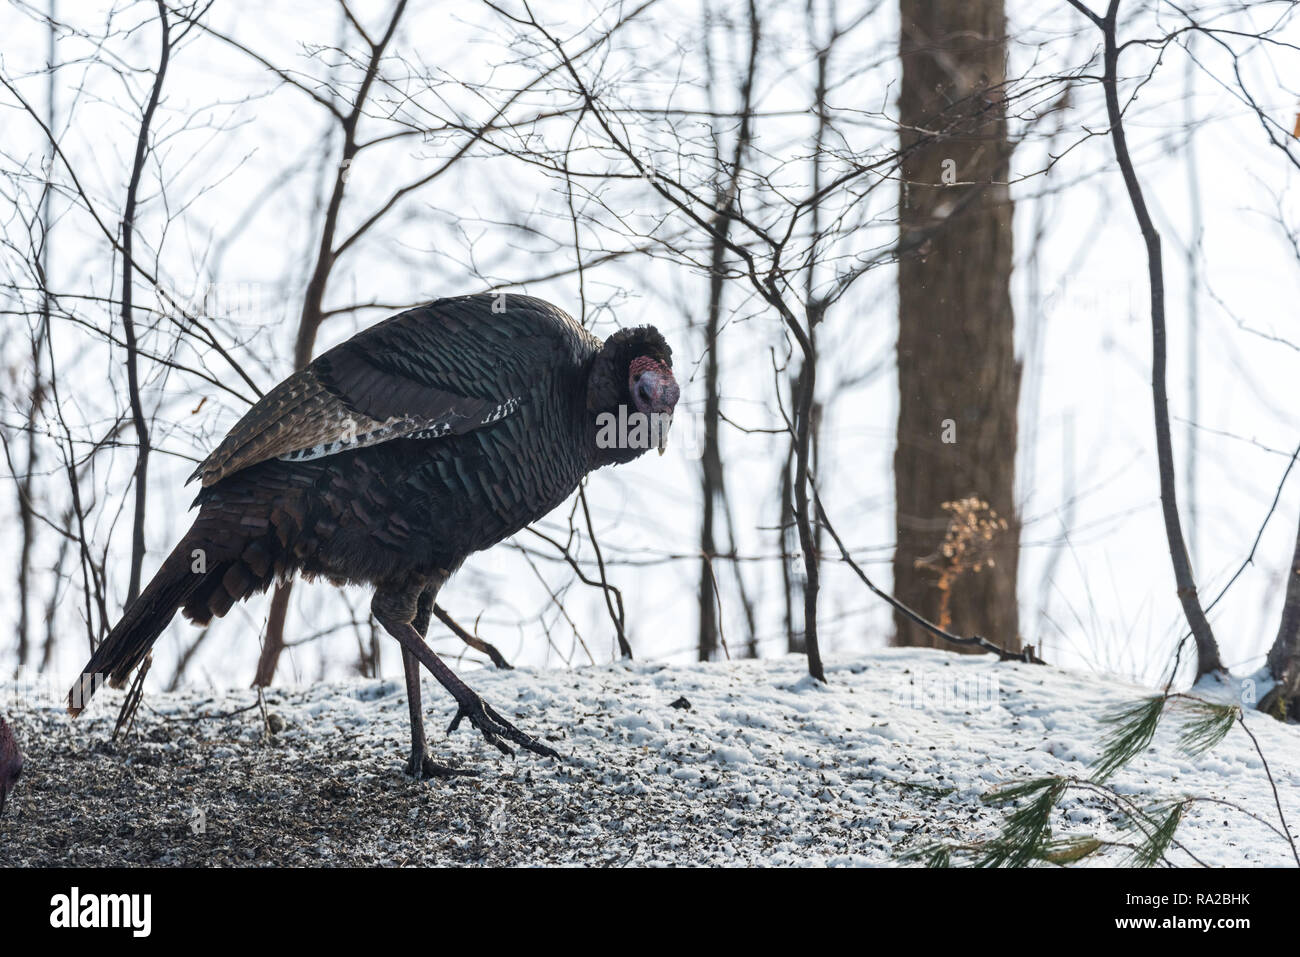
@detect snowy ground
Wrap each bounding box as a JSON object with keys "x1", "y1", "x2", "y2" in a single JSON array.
[{"x1": 1, "y1": 648, "x2": 1296, "y2": 866}]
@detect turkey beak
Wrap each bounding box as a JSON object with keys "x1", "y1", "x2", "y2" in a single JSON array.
[{"x1": 655, "y1": 373, "x2": 679, "y2": 455}]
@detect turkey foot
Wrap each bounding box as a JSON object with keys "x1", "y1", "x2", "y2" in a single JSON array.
[
  {"x1": 406, "y1": 750, "x2": 475, "y2": 780},
  {"x1": 446, "y1": 691, "x2": 559, "y2": 760},
  {"x1": 401, "y1": 644, "x2": 472, "y2": 780},
  {"x1": 382, "y1": 616, "x2": 560, "y2": 764}
]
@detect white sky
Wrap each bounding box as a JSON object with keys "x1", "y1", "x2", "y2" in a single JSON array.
[{"x1": 1, "y1": 0, "x2": 1299, "y2": 700}]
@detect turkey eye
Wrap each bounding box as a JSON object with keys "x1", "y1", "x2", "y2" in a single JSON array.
[{"x1": 636, "y1": 382, "x2": 652, "y2": 405}]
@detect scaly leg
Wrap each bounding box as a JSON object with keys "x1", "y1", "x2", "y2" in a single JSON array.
[
  {"x1": 374, "y1": 581, "x2": 558, "y2": 764},
  {"x1": 400, "y1": 585, "x2": 472, "y2": 780}
]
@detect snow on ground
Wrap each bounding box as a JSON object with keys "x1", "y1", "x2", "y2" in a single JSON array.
[{"x1": 1, "y1": 648, "x2": 1296, "y2": 866}]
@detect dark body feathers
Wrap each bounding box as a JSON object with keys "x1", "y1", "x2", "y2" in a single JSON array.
[{"x1": 69, "y1": 294, "x2": 673, "y2": 713}]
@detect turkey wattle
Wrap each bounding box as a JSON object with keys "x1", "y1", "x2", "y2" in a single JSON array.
[{"x1": 67, "y1": 293, "x2": 679, "y2": 777}]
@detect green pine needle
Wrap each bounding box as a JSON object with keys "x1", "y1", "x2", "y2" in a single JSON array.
[
  {"x1": 894, "y1": 692, "x2": 1241, "y2": 868},
  {"x1": 922, "y1": 844, "x2": 953, "y2": 868},
  {"x1": 897, "y1": 841, "x2": 954, "y2": 867},
  {"x1": 1091, "y1": 696, "x2": 1165, "y2": 782},
  {"x1": 981, "y1": 776, "x2": 1062, "y2": 806},
  {"x1": 1174, "y1": 699, "x2": 1238, "y2": 757},
  {"x1": 976, "y1": 778, "x2": 1067, "y2": 867},
  {"x1": 1125, "y1": 802, "x2": 1184, "y2": 867}
]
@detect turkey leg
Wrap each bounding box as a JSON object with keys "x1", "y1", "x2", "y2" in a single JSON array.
[
  {"x1": 374, "y1": 582, "x2": 559, "y2": 766},
  {"x1": 401, "y1": 589, "x2": 472, "y2": 779}
]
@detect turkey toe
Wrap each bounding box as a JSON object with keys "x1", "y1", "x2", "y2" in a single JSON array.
[
  {"x1": 406, "y1": 752, "x2": 475, "y2": 780},
  {"x1": 449, "y1": 695, "x2": 560, "y2": 761}
]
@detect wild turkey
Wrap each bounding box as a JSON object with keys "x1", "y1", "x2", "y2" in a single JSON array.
[
  {"x1": 0, "y1": 717, "x2": 20, "y2": 816},
  {"x1": 67, "y1": 293, "x2": 679, "y2": 777}
]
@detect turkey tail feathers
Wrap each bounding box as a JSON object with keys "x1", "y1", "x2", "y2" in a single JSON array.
[{"x1": 67, "y1": 534, "x2": 207, "y2": 717}]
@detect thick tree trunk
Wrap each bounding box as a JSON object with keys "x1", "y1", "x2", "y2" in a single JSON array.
[
  {"x1": 893, "y1": 0, "x2": 1022, "y2": 651},
  {"x1": 1262, "y1": 521, "x2": 1300, "y2": 717}
]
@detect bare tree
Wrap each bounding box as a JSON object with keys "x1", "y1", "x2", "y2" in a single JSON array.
[
  {"x1": 120, "y1": 1, "x2": 173, "y2": 606},
  {"x1": 11, "y1": 0, "x2": 57, "y2": 677},
  {"x1": 247, "y1": 0, "x2": 410, "y2": 687},
  {"x1": 1263, "y1": 529, "x2": 1300, "y2": 717},
  {"x1": 1067, "y1": 0, "x2": 1222, "y2": 677},
  {"x1": 6, "y1": 0, "x2": 1298, "y2": 715},
  {"x1": 697, "y1": 0, "x2": 758, "y2": 662}
]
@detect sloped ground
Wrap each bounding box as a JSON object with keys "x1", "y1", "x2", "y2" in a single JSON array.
[{"x1": 1, "y1": 648, "x2": 1296, "y2": 866}]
